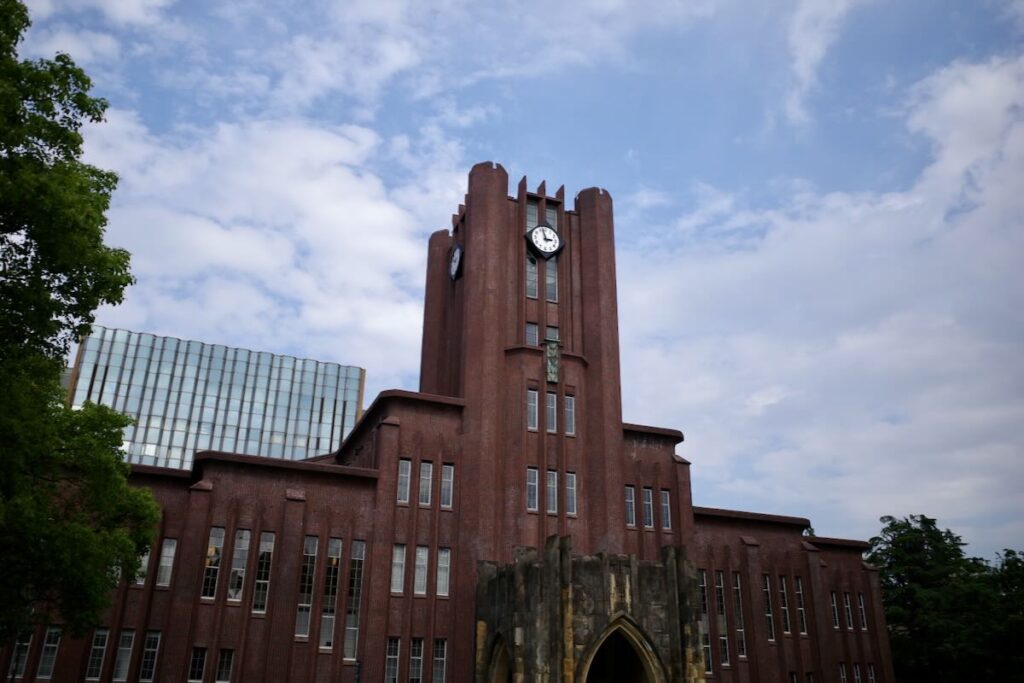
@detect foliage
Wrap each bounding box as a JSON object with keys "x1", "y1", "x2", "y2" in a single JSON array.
[
  {"x1": 0, "y1": 0, "x2": 159, "y2": 641},
  {"x1": 868, "y1": 515, "x2": 1024, "y2": 683}
]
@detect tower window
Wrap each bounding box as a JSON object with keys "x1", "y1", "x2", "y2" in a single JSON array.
[
  {"x1": 202, "y1": 527, "x2": 226, "y2": 599},
  {"x1": 397, "y1": 459, "x2": 411, "y2": 504},
  {"x1": 390, "y1": 544, "x2": 406, "y2": 593},
  {"x1": 564, "y1": 396, "x2": 576, "y2": 436},
  {"x1": 295, "y1": 536, "x2": 318, "y2": 637},
  {"x1": 763, "y1": 575, "x2": 776, "y2": 641},
  {"x1": 546, "y1": 470, "x2": 558, "y2": 513},
  {"x1": 566, "y1": 472, "x2": 577, "y2": 515},
  {"x1": 642, "y1": 487, "x2": 654, "y2": 528},
  {"x1": 660, "y1": 490, "x2": 672, "y2": 530},
  {"x1": 414, "y1": 546, "x2": 429, "y2": 595},
  {"x1": 546, "y1": 392, "x2": 557, "y2": 433},
  {"x1": 526, "y1": 255, "x2": 538, "y2": 298},
  {"x1": 526, "y1": 468, "x2": 539, "y2": 511},
  {"x1": 525, "y1": 323, "x2": 539, "y2": 346},
  {"x1": 545, "y1": 326, "x2": 559, "y2": 341},
  {"x1": 545, "y1": 257, "x2": 558, "y2": 302},
  {"x1": 526, "y1": 389, "x2": 538, "y2": 431},
  {"x1": 440, "y1": 464, "x2": 454, "y2": 509},
  {"x1": 624, "y1": 486, "x2": 636, "y2": 526},
  {"x1": 419, "y1": 461, "x2": 433, "y2": 507}
]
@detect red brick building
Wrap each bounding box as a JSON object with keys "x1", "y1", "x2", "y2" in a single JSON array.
[{"x1": 4, "y1": 163, "x2": 893, "y2": 682}]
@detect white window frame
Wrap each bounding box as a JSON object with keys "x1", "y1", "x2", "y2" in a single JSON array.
[
  {"x1": 432, "y1": 639, "x2": 447, "y2": 683},
  {"x1": 831, "y1": 591, "x2": 840, "y2": 628},
  {"x1": 112, "y1": 629, "x2": 135, "y2": 681},
  {"x1": 227, "y1": 529, "x2": 250, "y2": 602},
  {"x1": 36, "y1": 627, "x2": 62, "y2": 679},
  {"x1": 215, "y1": 649, "x2": 233, "y2": 683},
  {"x1": 546, "y1": 392, "x2": 557, "y2": 433},
  {"x1": 546, "y1": 470, "x2": 558, "y2": 514},
  {"x1": 135, "y1": 548, "x2": 150, "y2": 586},
  {"x1": 201, "y1": 526, "x2": 226, "y2": 599},
  {"x1": 844, "y1": 592, "x2": 855, "y2": 630},
  {"x1": 625, "y1": 486, "x2": 636, "y2": 527},
  {"x1": 391, "y1": 544, "x2": 406, "y2": 594},
  {"x1": 642, "y1": 487, "x2": 654, "y2": 528},
  {"x1": 410, "y1": 638, "x2": 424, "y2": 683},
  {"x1": 795, "y1": 576, "x2": 808, "y2": 634},
  {"x1": 85, "y1": 628, "x2": 109, "y2": 680},
  {"x1": 564, "y1": 395, "x2": 576, "y2": 436},
  {"x1": 295, "y1": 535, "x2": 318, "y2": 638},
  {"x1": 397, "y1": 458, "x2": 411, "y2": 504},
  {"x1": 436, "y1": 548, "x2": 451, "y2": 597},
  {"x1": 187, "y1": 647, "x2": 206, "y2": 683},
  {"x1": 733, "y1": 572, "x2": 747, "y2": 658},
  {"x1": 565, "y1": 472, "x2": 577, "y2": 516},
  {"x1": 858, "y1": 592, "x2": 868, "y2": 630},
  {"x1": 660, "y1": 489, "x2": 672, "y2": 530},
  {"x1": 525, "y1": 323, "x2": 539, "y2": 345},
  {"x1": 414, "y1": 546, "x2": 429, "y2": 596},
  {"x1": 251, "y1": 532, "x2": 275, "y2": 614},
  {"x1": 419, "y1": 461, "x2": 433, "y2": 507},
  {"x1": 138, "y1": 631, "x2": 161, "y2": 682},
  {"x1": 156, "y1": 538, "x2": 177, "y2": 587},
  {"x1": 763, "y1": 574, "x2": 776, "y2": 641},
  {"x1": 526, "y1": 389, "x2": 538, "y2": 431},
  {"x1": 440, "y1": 464, "x2": 454, "y2": 509},
  {"x1": 526, "y1": 468, "x2": 539, "y2": 511},
  {"x1": 385, "y1": 637, "x2": 400, "y2": 683}
]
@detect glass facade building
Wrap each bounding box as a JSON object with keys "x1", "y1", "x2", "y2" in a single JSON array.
[{"x1": 68, "y1": 326, "x2": 364, "y2": 469}]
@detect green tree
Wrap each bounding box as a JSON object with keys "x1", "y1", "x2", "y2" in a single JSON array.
[{"x1": 0, "y1": 0, "x2": 159, "y2": 641}]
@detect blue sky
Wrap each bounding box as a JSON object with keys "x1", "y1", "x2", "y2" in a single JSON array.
[{"x1": 21, "y1": 0, "x2": 1024, "y2": 558}]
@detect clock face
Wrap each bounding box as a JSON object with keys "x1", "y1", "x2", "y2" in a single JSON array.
[
  {"x1": 449, "y1": 245, "x2": 463, "y2": 280},
  {"x1": 527, "y1": 224, "x2": 562, "y2": 258}
]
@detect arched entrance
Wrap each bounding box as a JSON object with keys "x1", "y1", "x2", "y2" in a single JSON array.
[
  {"x1": 579, "y1": 619, "x2": 665, "y2": 683},
  {"x1": 488, "y1": 637, "x2": 512, "y2": 683}
]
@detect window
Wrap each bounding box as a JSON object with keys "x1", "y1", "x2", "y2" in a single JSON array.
[
  {"x1": 624, "y1": 486, "x2": 636, "y2": 526},
  {"x1": 807, "y1": 675, "x2": 815, "y2": 683},
  {"x1": 792, "y1": 576, "x2": 808, "y2": 634},
  {"x1": 410, "y1": 638, "x2": 424, "y2": 683},
  {"x1": 858, "y1": 593, "x2": 868, "y2": 629},
  {"x1": 440, "y1": 464, "x2": 454, "y2": 509},
  {"x1": 202, "y1": 527, "x2": 226, "y2": 599},
  {"x1": 839, "y1": 663, "x2": 849, "y2": 683},
  {"x1": 526, "y1": 468, "x2": 539, "y2": 511},
  {"x1": 8, "y1": 635, "x2": 29, "y2": 678},
  {"x1": 37, "y1": 627, "x2": 61, "y2": 679},
  {"x1": 660, "y1": 490, "x2": 672, "y2": 530},
  {"x1": 320, "y1": 538, "x2": 343, "y2": 648},
  {"x1": 545, "y1": 256, "x2": 558, "y2": 302},
  {"x1": 419, "y1": 461, "x2": 433, "y2": 506},
  {"x1": 391, "y1": 544, "x2": 406, "y2": 593},
  {"x1": 136, "y1": 548, "x2": 151, "y2": 585},
  {"x1": 853, "y1": 663, "x2": 863, "y2": 683},
  {"x1": 733, "y1": 572, "x2": 747, "y2": 658},
  {"x1": 227, "y1": 529, "x2": 250, "y2": 601},
  {"x1": 565, "y1": 472, "x2": 577, "y2": 515},
  {"x1": 397, "y1": 459, "x2": 411, "y2": 503},
  {"x1": 698, "y1": 569, "x2": 712, "y2": 674},
  {"x1": 385, "y1": 637, "x2": 400, "y2": 683},
  {"x1": 188, "y1": 647, "x2": 207, "y2": 683},
  {"x1": 779, "y1": 576, "x2": 792, "y2": 634},
  {"x1": 414, "y1": 546, "x2": 429, "y2": 595},
  {"x1": 564, "y1": 395, "x2": 576, "y2": 436},
  {"x1": 790, "y1": 674, "x2": 798, "y2": 683},
  {"x1": 525, "y1": 323, "x2": 539, "y2": 345},
  {"x1": 526, "y1": 255, "x2": 538, "y2": 298},
  {"x1": 546, "y1": 470, "x2": 558, "y2": 513},
  {"x1": 545, "y1": 326, "x2": 559, "y2": 341},
  {"x1": 86, "y1": 628, "x2": 109, "y2": 679},
  {"x1": 295, "y1": 536, "x2": 318, "y2": 637},
  {"x1": 215, "y1": 649, "x2": 233, "y2": 682},
  {"x1": 112, "y1": 629, "x2": 135, "y2": 681},
  {"x1": 844, "y1": 592, "x2": 854, "y2": 629},
  {"x1": 344, "y1": 541, "x2": 366, "y2": 658},
  {"x1": 763, "y1": 574, "x2": 776, "y2": 641},
  {"x1": 156, "y1": 538, "x2": 177, "y2": 587},
  {"x1": 252, "y1": 532, "x2": 275, "y2": 614},
  {"x1": 867, "y1": 664, "x2": 877, "y2": 683},
  {"x1": 830, "y1": 591, "x2": 840, "y2": 628},
  {"x1": 138, "y1": 631, "x2": 160, "y2": 682},
  {"x1": 437, "y1": 548, "x2": 451, "y2": 597},
  {"x1": 642, "y1": 487, "x2": 654, "y2": 528},
  {"x1": 546, "y1": 392, "x2": 557, "y2": 432},
  {"x1": 715, "y1": 570, "x2": 730, "y2": 666},
  {"x1": 526, "y1": 389, "x2": 538, "y2": 430},
  {"x1": 433, "y1": 639, "x2": 447, "y2": 683}
]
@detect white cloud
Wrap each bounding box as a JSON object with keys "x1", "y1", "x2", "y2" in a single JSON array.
[
  {"x1": 22, "y1": 27, "x2": 121, "y2": 64},
  {"x1": 26, "y1": 0, "x2": 174, "y2": 26}
]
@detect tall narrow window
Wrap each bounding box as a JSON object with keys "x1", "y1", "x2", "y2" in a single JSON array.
[
  {"x1": 545, "y1": 204, "x2": 558, "y2": 229},
  {"x1": 642, "y1": 487, "x2": 654, "y2": 528},
  {"x1": 867, "y1": 664, "x2": 877, "y2": 683},
  {"x1": 733, "y1": 572, "x2": 747, "y2": 657},
  {"x1": 624, "y1": 486, "x2": 636, "y2": 526},
  {"x1": 526, "y1": 198, "x2": 539, "y2": 229},
  {"x1": 86, "y1": 628, "x2": 109, "y2": 679},
  {"x1": 830, "y1": 591, "x2": 840, "y2": 628},
  {"x1": 437, "y1": 548, "x2": 451, "y2": 597},
  {"x1": 660, "y1": 490, "x2": 672, "y2": 530},
  {"x1": 419, "y1": 461, "x2": 433, "y2": 506},
  {"x1": 227, "y1": 529, "x2": 250, "y2": 601},
  {"x1": 319, "y1": 538, "x2": 343, "y2": 648},
  {"x1": 545, "y1": 325, "x2": 559, "y2": 342},
  {"x1": 858, "y1": 593, "x2": 868, "y2": 630},
  {"x1": 410, "y1": 638, "x2": 424, "y2": 683},
  {"x1": 433, "y1": 639, "x2": 447, "y2": 683},
  {"x1": 385, "y1": 637, "x2": 400, "y2": 683},
  {"x1": 37, "y1": 627, "x2": 62, "y2": 679},
  {"x1": 844, "y1": 592, "x2": 854, "y2": 629},
  {"x1": 526, "y1": 468, "x2": 539, "y2": 511},
  {"x1": 397, "y1": 459, "x2": 411, "y2": 503},
  {"x1": 564, "y1": 395, "x2": 576, "y2": 436},
  {"x1": 138, "y1": 631, "x2": 161, "y2": 682},
  {"x1": 853, "y1": 663, "x2": 863, "y2": 683},
  {"x1": 698, "y1": 569, "x2": 712, "y2": 674},
  {"x1": 252, "y1": 532, "x2": 275, "y2": 614},
  {"x1": 715, "y1": 570, "x2": 730, "y2": 666},
  {"x1": 526, "y1": 389, "x2": 538, "y2": 430},
  {"x1": 440, "y1": 464, "x2": 454, "y2": 509},
  {"x1": 762, "y1": 574, "x2": 776, "y2": 641},
  {"x1": 545, "y1": 256, "x2": 558, "y2": 302},
  {"x1": 112, "y1": 629, "x2": 135, "y2": 681},
  {"x1": 839, "y1": 663, "x2": 849, "y2": 683},
  {"x1": 414, "y1": 546, "x2": 429, "y2": 595},
  {"x1": 807, "y1": 674, "x2": 816, "y2": 683},
  {"x1": 202, "y1": 526, "x2": 226, "y2": 599},
  {"x1": 391, "y1": 544, "x2": 406, "y2": 593},
  {"x1": 779, "y1": 576, "x2": 792, "y2": 634},
  {"x1": 546, "y1": 470, "x2": 558, "y2": 513},
  {"x1": 188, "y1": 647, "x2": 206, "y2": 683},
  {"x1": 795, "y1": 576, "x2": 808, "y2": 634},
  {"x1": 565, "y1": 472, "x2": 577, "y2": 515},
  {"x1": 7, "y1": 636, "x2": 30, "y2": 679},
  {"x1": 156, "y1": 538, "x2": 177, "y2": 587},
  {"x1": 344, "y1": 541, "x2": 366, "y2": 659},
  {"x1": 136, "y1": 548, "x2": 151, "y2": 585},
  {"x1": 215, "y1": 649, "x2": 233, "y2": 682},
  {"x1": 295, "y1": 536, "x2": 318, "y2": 637},
  {"x1": 525, "y1": 323, "x2": 539, "y2": 345},
  {"x1": 546, "y1": 392, "x2": 557, "y2": 432},
  {"x1": 526, "y1": 255, "x2": 538, "y2": 298}
]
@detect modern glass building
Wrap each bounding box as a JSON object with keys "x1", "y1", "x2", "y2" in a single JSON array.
[{"x1": 68, "y1": 326, "x2": 365, "y2": 469}]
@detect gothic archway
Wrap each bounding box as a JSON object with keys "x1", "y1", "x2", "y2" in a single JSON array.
[
  {"x1": 578, "y1": 618, "x2": 666, "y2": 683},
  {"x1": 488, "y1": 636, "x2": 512, "y2": 683}
]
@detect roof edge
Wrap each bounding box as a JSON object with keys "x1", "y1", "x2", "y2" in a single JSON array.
[
  {"x1": 693, "y1": 506, "x2": 811, "y2": 528},
  {"x1": 623, "y1": 422, "x2": 684, "y2": 444}
]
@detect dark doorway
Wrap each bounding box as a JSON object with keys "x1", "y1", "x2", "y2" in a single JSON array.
[
  {"x1": 585, "y1": 630, "x2": 651, "y2": 683},
  {"x1": 489, "y1": 639, "x2": 512, "y2": 683}
]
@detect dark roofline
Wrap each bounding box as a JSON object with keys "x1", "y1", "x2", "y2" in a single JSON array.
[
  {"x1": 623, "y1": 422, "x2": 684, "y2": 445},
  {"x1": 130, "y1": 451, "x2": 378, "y2": 482},
  {"x1": 694, "y1": 506, "x2": 811, "y2": 528},
  {"x1": 804, "y1": 536, "x2": 871, "y2": 551},
  {"x1": 333, "y1": 389, "x2": 465, "y2": 461}
]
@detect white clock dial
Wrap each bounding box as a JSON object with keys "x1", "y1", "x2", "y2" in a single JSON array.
[
  {"x1": 449, "y1": 246, "x2": 462, "y2": 280},
  {"x1": 531, "y1": 226, "x2": 560, "y2": 253}
]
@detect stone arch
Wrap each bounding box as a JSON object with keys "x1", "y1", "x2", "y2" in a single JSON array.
[
  {"x1": 487, "y1": 634, "x2": 512, "y2": 683},
  {"x1": 577, "y1": 615, "x2": 667, "y2": 683}
]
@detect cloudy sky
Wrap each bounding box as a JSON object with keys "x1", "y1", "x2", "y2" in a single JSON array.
[{"x1": 21, "y1": 0, "x2": 1023, "y2": 557}]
